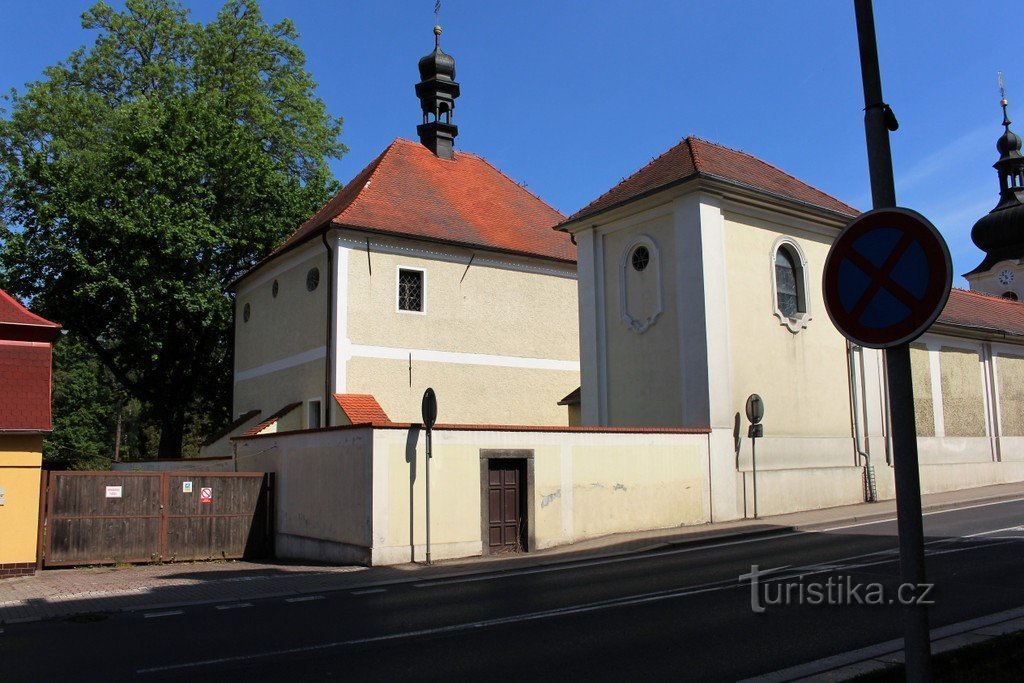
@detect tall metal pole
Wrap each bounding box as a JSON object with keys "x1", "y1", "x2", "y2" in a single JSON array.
[
  {"x1": 853, "y1": 2, "x2": 932, "y2": 679},
  {"x1": 751, "y1": 438, "x2": 758, "y2": 519},
  {"x1": 425, "y1": 427, "x2": 432, "y2": 565}
]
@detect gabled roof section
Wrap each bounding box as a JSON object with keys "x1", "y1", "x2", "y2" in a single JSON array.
[
  {"x1": 334, "y1": 394, "x2": 390, "y2": 426},
  {"x1": 236, "y1": 138, "x2": 573, "y2": 287},
  {"x1": 240, "y1": 401, "x2": 302, "y2": 437},
  {"x1": 559, "y1": 137, "x2": 858, "y2": 228},
  {"x1": 934, "y1": 288, "x2": 1024, "y2": 338},
  {"x1": 0, "y1": 288, "x2": 61, "y2": 342}
]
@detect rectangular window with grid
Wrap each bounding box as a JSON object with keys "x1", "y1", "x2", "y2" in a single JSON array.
[{"x1": 398, "y1": 269, "x2": 424, "y2": 312}]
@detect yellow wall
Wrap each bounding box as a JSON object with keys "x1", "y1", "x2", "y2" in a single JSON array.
[
  {"x1": 0, "y1": 435, "x2": 43, "y2": 566},
  {"x1": 233, "y1": 358, "x2": 324, "y2": 419},
  {"x1": 347, "y1": 247, "x2": 578, "y2": 361},
  {"x1": 234, "y1": 247, "x2": 328, "y2": 375},
  {"x1": 346, "y1": 357, "x2": 578, "y2": 426},
  {"x1": 600, "y1": 213, "x2": 683, "y2": 426},
  {"x1": 939, "y1": 346, "x2": 986, "y2": 437},
  {"x1": 910, "y1": 343, "x2": 935, "y2": 436},
  {"x1": 997, "y1": 351, "x2": 1024, "y2": 437},
  {"x1": 723, "y1": 212, "x2": 852, "y2": 437}
]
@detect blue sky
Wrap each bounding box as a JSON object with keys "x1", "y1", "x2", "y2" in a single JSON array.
[{"x1": 0, "y1": 1, "x2": 1014, "y2": 285}]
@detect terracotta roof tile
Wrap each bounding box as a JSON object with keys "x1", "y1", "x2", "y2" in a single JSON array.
[
  {"x1": 0, "y1": 341, "x2": 53, "y2": 432},
  {"x1": 333, "y1": 394, "x2": 391, "y2": 426},
  {"x1": 238, "y1": 139, "x2": 573, "y2": 286},
  {"x1": 561, "y1": 137, "x2": 858, "y2": 226},
  {"x1": 935, "y1": 288, "x2": 1024, "y2": 338}
]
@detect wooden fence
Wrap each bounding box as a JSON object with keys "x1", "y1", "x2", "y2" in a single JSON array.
[{"x1": 42, "y1": 471, "x2": 272, "y2": 567}]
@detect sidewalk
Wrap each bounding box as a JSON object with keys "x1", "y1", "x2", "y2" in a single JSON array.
[{"x1": 2, "y1": 481, "x2": 1022, "y2": 626}]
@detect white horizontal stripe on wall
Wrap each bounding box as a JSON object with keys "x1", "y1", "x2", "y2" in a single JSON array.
[
  {"x1": 234, "y1": 346, "x2": 326, "y2": 382},
  {"x1": 347, "y1": 344, "x2": 580, "y2": 372}
]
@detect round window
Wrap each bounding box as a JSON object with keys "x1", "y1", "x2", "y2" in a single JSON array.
[
  {"x1": 242, "y1": 302, "x2": 251, "y2": 322},
  {"x1": 631, "y1": 246, "x2": 650, "y2": 272},
  {"x1": 272, "y1": 280, "x2": 279, "y2": 298},
  {"x1": 306, "y1": 267, "x2": 320, "y2": 292}
]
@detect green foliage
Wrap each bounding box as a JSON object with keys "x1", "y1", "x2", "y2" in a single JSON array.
[{"x1": 0, "y1": 0, "x2": 345, "y2": 456}]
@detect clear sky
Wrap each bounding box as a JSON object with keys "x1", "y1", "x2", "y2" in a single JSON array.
[{"x1": 1, "y1": 1, "x2": 1015, "y2": 285}]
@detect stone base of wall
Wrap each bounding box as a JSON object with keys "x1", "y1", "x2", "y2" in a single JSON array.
[{"x1": 0, "y1": 562, "x2": 36, "y2": 579}]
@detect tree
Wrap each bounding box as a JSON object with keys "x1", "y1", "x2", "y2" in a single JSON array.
[{"x1": 0, "y1": 0, "x2": 345, "y2": 456}]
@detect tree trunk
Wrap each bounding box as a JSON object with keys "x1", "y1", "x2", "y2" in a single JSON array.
[{"x1": 157, "y1": 406, "x2": 186, "y2": 458}]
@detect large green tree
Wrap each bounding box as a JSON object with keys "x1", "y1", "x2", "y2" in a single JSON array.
[{"x1": 0, "y1": 0, "x2": 344, "y2": 456}]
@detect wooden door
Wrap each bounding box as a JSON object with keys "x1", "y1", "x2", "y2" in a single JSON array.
[{"x1": 487, "y1": 460, "x2": 524, "y2": 552}]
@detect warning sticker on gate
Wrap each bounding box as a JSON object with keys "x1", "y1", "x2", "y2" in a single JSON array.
[{"x1": 200, "y1": 487, "x2": 212, "y2": 503}]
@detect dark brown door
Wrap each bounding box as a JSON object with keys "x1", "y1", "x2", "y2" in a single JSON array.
[{"x1": 487, "y1": 460, "x2": 524, "y2": 552}]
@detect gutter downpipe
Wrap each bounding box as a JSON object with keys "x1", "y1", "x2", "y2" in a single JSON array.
[
  {"x1": 321, "y1": 229, "x2": 334, "y2": 428},
  {"x1": 847, "y1": 340, "x2": 877, "y2": 502}
]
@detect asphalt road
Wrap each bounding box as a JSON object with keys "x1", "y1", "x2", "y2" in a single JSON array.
[{"x1": 4, "y1": 497, "x2": 1023, "y2": 681}]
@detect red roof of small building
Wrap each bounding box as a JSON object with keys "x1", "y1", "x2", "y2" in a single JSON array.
[
  {"x1": 237, "y1": 139, "x2": 573, "y2": 287},
  {"x1": 0, "y1": 288, "x2": 60, "y2": 342},
  {"x1": 935, "y1": 288, "x2": 1024, "y2": 338},
  {"x1": 334, "y1": 394, "x2": 391, "y2": 426},
  {"x1": 560, "y1": 137, "x2": 858, "y2": 227}
]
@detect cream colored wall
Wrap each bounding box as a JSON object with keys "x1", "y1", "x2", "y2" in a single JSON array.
[
  {"x1": 233, "y1": 358, "x2": 324, "y2": 419},
  {"x1": 996, "y1": 351, "x2": 1024, "y2": 437},
  {"x1": 967, "y1": 260, "x2": 1022, "y2": 300},
  {"x1": 939, "y1": 346, "x2": 986, "y2": 437},
  {"x1": 0, "y1": 435, "x2": 43, "y2": 565},
  {"x1": 346, "y1": 358, "x2": 578, "y2": 426},
  {"x1": 346, "y1": 245, "x2": 578, "y2": 361},
  {"x1": 600, "y1": 212, "x2": 683, "y2": 426},
  {"x1": 910, "y1": 343, "x2": 935, "y2": 436},
  {"x1": 233, "y1": 245, "x2": 328, "y2": 418},
  {"x1": 370, "y1": 428, "x2": 710, "y2": 565},
  {"x1": 722, "y1": 212, "x2": 852, "y2": 439}
]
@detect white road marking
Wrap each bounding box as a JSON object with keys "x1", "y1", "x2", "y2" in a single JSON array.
[
  {"x1": 350, "y1": 588, "x2": 387, "y2": 595},
  {"x1": 814, "y1": 496, "x2": 1024, "y2": 533},
  {"x1": 215, "y1": 603, "x2": 253, "y2": 610},
  {"x1": 285, "y1": 595, "x2": 324, "y2": 603},
  {"x1": 144, "y1": 610, "x2": 183, "y2": 619}
]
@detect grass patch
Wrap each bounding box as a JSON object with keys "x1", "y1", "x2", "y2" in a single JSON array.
[{"x1": 854, "y1": 630, "x2": 1024, "y2": 682}]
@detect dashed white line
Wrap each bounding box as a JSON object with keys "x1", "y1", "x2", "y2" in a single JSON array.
[
  {"x1": 144, "y1": 610, "x2": 184, "y2": 619},
  {"x1": 215, "y1": 603, "x2": 253, "y2": 610},
  {"x1": 350, "y1": 588, "x2": 387, "y2": 595},
  {"x1": 285, "y1": 595, "x2": 324, "y2": 603}
]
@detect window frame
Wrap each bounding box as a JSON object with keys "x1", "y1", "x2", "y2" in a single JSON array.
[
  {"x1": 396, "y1": 266, "x2": 427, "y2": 315},
  {"x1": 770, "y1": 237, "x2": 811, "y2": 333}
]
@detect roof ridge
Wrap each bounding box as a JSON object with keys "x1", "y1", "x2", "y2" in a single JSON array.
[
  {"x1": 567, "y1": 137, "x2": 694, "y2": 221},
  {"x1": 685, "y1": 135, "x2": 702, "y2": 170},
  {"x1": 689, "y1": 136, "x2": 858, "y2": 214}
]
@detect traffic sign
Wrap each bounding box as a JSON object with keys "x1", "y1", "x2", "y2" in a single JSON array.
[
  {"x1": 823, "y1": 207, "x2": 951, "y2": 349},
  {"x1": 421, "y1": 387, "x2": 437, "y2": 430},
  {"x1": 200, "y1": 487, "x2": 212, "y2": 504}
]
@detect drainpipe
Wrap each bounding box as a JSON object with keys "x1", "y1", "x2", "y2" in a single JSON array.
[
  {"x1": 847, "y1": 340, "x2": 877, "y2": 502},
  {"x1": 321, "y1": 230, "x2": 334, "y2": 427}
]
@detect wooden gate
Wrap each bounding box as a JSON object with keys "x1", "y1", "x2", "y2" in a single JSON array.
[
  {"x1": 42, "y1": 471, "x2": 272, "y2": 567},
  {"x1": 487, "y1": 459, "x2": 525, "y2": 552}
]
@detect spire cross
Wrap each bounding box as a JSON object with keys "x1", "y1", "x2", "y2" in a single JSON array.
[
  {"x1": 1000, "y1": 71, "x2": 1011, "y2": 128},
  {"x1": 434, "y1": 1, "x2": 442, "y2": 47}
]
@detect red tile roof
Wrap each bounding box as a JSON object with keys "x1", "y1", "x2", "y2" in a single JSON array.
[
  {"x1": 333, "y1": 394, "x2": 391, "y2": 426},
  {"x1": 0, "y1": 341, "x2": 53, "y2": 432},
  {"x1": 237, "y1": 139, "x2": 573, "y2": 286},
  {"x1": 0, "y1": 288, "x2": 60, "y2": 343},
  {"x1": 560, "y1": 137, "x2": 858, "y2": 227},
  {"x1": 935, "y1": 288, "x2": 1024, "y2": 338}
]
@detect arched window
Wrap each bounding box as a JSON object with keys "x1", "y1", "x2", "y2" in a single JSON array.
[{"x1": 771, "y1": 239, "x2": 811, "y2": 332}]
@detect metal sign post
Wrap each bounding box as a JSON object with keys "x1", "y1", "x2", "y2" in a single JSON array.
[
  {"x1": 745, "y1": 394, "x2": 764, "y2": 519},
  {"x1": 842, "y1": 2, "x2": 942, "y2": 678},
  {"x1": 421, "y1": 388, "x2": 437, "y2": 565}
]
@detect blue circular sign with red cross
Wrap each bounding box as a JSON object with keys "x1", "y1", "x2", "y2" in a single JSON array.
[{"x1": 823, "y1": 207, "x2": 952, "y2": 349}]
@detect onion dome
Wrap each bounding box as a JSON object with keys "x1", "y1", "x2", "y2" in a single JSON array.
[{"x1": 418, "y1": 26, "x2": 455, "y2": 82}]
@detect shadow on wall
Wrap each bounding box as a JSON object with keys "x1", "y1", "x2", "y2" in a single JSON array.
[{"x1": 405, "y1": 426, "x2": 421, "y2": 563}]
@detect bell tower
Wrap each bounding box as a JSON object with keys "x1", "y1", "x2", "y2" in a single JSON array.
[
  {"x1": 415, "y1": 25, "x2": 460, "y2": 159},
  {"x1": 966, "y1": 81, "x2": 1024, "y2": 300}
]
